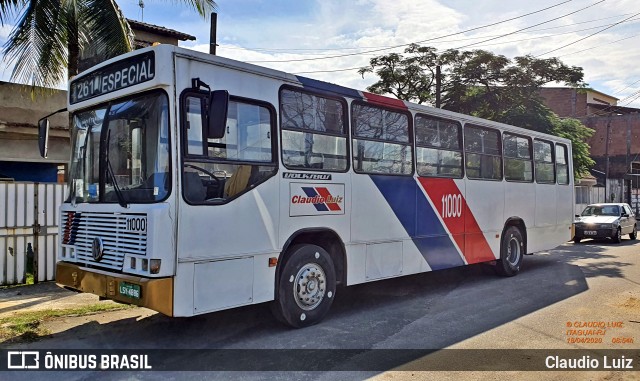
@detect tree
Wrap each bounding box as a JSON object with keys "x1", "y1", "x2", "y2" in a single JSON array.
[
  {"x1": 549, "y1": 115, "x2": 595, "y2": 179},
  {"x1": 0, "y1": 0, "x2": 215, "y2": 89},
  {"x1": 359, "y1": 44, "x2": 593, "y2": 178},
  {"x1": 358, "y1": 44, "x2": 439, "y2": 105}
]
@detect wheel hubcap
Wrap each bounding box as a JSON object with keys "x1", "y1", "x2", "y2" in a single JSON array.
[
  {"x1": 507, "y1": 237, "x2": 521, "y2": 265},
  {"x1": 294, "y1": 263, "x2": 326, "y2": 310}
]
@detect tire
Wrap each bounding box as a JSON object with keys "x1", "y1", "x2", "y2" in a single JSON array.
[
  {"x1": 496, "y1": 226, "x2": 524, "y2": 277},
  {"x1": 613, "y1": 228, "x2": 622, "y2": 243},
  {"x1": 573, "y1": 237, "x2": 581, "y2": 244},
  {"x1": 271, "y1": 244, "x2": 336, "y2": 328},
  {"x1": 630, "y1": 225, "x2": 637, "y2": 240}
]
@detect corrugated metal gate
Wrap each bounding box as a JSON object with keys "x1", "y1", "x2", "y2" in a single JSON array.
[{"x1": 0, "y1": 182, "x2": 66, "y2": 285}]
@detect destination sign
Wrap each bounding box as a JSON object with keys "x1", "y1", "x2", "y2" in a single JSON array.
[{"x1": 70, "y1": 51, "x2": 155, "y2": 104}]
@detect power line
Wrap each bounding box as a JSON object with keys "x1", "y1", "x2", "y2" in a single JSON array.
[
  {"x1": 555, "y1": 34, "x2": 639, "y2": 58},
  {"x1": 296, "y1": 33, "x2": 640, "y2": 75},
  {"x1": 246, "y1": 0, "x2": 575, "y2": 63},
  {"x1": 535, "y1": 12, "x2": 640, "y2": 57},
  {"x1": 610, "y1": 78, "x2": 640, "y2": 96},
  {"x1": 223, "y1": 16, "x2": 640, "y2": 58},
  {"x1": 295, "y1": 20, "x2": 639, "y2": 75},
  {"x1": 453, "y1": 0, "x2": 606, "y2": 50},
  {"x1": 220, "y1": 12, "x2": 636, "y2": 54}
]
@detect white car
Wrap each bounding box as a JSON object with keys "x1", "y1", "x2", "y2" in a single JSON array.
[{"x1": 573, "y1": 203, "x2": 637, "y2": 243}]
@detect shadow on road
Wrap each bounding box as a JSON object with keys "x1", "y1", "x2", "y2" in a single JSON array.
[
  {"x1": 9, "y1": 240, "x2": 637, "y2": 377},
  {"x1": 20, "y1": 248, "x2": 590, "y2": 349},
  {"x1": 551, "y1": 239, "x2": 635, "y2": 279}
]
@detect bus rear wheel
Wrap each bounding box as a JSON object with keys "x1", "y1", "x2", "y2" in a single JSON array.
[
  {"x1": 496, "y1": 226, "x2": 523, "y2": 277},
  {"x1": 272, "y1": 244, "x2": 336, "y2": 328}
]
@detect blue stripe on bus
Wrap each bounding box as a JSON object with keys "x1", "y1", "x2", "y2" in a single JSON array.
[
  {"x1": 295, "y1": 76, "x2": 363, "y2": 100},
  {"x1": 301, "y1": 186, "x2": 329, "y2": 212},
  {"x1": 369, "y1": 175, "x2": 465, "y2": 270}
]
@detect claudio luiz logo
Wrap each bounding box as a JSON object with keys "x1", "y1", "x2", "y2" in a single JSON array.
[{"x1": 290, "y1": 184, "x2": 345, "y2": 216}]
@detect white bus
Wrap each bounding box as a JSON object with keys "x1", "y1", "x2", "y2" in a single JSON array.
[{"x1": 39, "y1": 45, "x2": 574, "y2": 327}]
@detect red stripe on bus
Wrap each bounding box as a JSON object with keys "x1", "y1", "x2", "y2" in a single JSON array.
[
  {"x1": 315, "y1": 187, "x2": 342, "y2": 211},
  {"x1": 417, "y1": 178, "x2": 496, "y2": 264},
  {"x1": 362, "y1": 92, "x2": 408, "y2": 109}
]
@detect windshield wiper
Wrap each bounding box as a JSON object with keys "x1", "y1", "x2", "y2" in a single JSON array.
[{"x1": 105, "y1": 129, "x2": 128, "y2": 208}]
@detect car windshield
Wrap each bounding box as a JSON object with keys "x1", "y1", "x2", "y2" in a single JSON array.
[
  {"x1": 67, "y1": 91, "x2": 170, "y2": 204},
  {"x1": 581, "y1": 205, "x2": 620, "y2": 216}
]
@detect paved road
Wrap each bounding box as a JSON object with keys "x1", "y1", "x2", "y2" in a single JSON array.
[{"x1": 3, "y1": 238, "x2": 639, "y2": 380}]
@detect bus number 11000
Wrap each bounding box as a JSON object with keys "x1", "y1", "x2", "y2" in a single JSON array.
[
  {"x1": 441, "y1": 194, "x2": 462, "y2": 219},
  {"x1": 126, "y1": 217, "x2": 147, "y2": 233}
]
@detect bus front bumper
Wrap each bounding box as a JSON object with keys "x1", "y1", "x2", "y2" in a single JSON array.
[{"x1": 56, "y1": 262, "x2": 173, "y2": 316}]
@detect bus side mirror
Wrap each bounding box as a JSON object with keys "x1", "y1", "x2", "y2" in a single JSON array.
[
  {"x1": 207, "y1": 90, "x2": 229, "y2": 139},
  {"x1": 38, "y1": 117, "x2": 50, "y2": 158}
]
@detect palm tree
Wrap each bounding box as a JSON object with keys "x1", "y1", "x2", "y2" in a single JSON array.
[{"x1": 0, "y1": 0, "x2": 215, "y2": 89}]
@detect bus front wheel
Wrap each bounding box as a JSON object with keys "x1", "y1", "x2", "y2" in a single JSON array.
[
  {"x1": 272, "y1": 244, "x2": 336, "y2": 328},
  {"x1": 496, "y1": 226, "x2": 523, "y2": 277}
]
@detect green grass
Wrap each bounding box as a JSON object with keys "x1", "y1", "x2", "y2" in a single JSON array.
[
  {"x1": 0, "y1": 272, "x2": 35, "y2": 289},
  {"x1": 0, "y1": 303, "x2": 135, "y2": 343}
]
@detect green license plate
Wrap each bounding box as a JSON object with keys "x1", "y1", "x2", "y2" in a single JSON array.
[{"x1": 119, "y1": 282, "x2": 141, "y2": 299}]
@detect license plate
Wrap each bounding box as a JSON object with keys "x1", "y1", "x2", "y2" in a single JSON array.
[
  {"x1": 119, "y1": 282, "x2": 141, "y2": 299},
  {"x1": 584, "y1": 231, "x2": 597, "y2": 236}
]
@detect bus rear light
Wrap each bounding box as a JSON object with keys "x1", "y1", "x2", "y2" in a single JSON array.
[
  {"x1": 142, "y1": 259, "x2": 148, "y2": 272},
  {"x1": 150, "y1": 259, "x2": 161, "y2": 274},
  {"x1": 131, "y1": 257, "x2": 136, "y2": 269}
]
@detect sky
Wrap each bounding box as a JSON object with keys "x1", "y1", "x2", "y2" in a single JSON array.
[{"x1": 1, "y1": 0, "x2": 640, "y2": 107}]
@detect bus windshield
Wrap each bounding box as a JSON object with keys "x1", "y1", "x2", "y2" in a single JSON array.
[{"x1": 67, "y1": 91, "x2": 170, "y2": 204}]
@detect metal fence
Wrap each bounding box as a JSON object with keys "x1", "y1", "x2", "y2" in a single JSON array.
[{"x1": 0, "y1": 182, "x2": 66, "y2": 285}]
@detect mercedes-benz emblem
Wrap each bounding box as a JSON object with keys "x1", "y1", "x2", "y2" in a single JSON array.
[{"x1": 92, "y1": 237, "x2": 104, "y2": 261}]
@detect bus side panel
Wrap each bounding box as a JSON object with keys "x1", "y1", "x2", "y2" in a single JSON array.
[
  {"x1": 173, "y1": 56, "x2": 282, "y2": 316},
  {"x1": 350, "y1": 174, "x2": 436, "y2": 281},
  {"x1": 278, "y1": 172, "x2": 351, "y2": 253},
  {"x1": 504, "y1": 181, "x2": 536, "y2": 248},
  {"x1": 175, "y1": 179, "x2": 280, "y2": 315},
  {"x1": 350, "y1": 174, "x2": 412, "y2": 242},
  {"x1": 463, "y1": 179, "x2": 504, "y2": 260},
  {"x1": 174, "y1": 262, "x2": 195, "y2": 316},
  {"x1": 556, "y1": 182, "x2": 574, "y2": 235},
  {"x1": 417, "y1": 177, "x2": 467, "y2": 265}
]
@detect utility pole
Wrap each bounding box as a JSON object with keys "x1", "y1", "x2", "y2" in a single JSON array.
[
  {"x1": 604, "y1": 118, "x2": 611, "y2": 202},
  {"x1": 210, "y1": 12, "x2": 218, "y2": 55},
  {"x1": 138, "y1": 0, "x2": 144, "y2": 22},
  {"x1": 435, "y1": 63, "x2": 441, "y2": 108}
]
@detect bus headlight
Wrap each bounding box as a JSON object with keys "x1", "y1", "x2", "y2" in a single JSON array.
[{"x1": 150, "y1": 259, "x2": 161, "y2": 274}]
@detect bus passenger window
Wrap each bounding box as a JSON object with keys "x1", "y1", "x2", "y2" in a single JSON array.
[
  {"x1": 503, "y1": 133, "x2": 533, "y2": 182},
  {"x1": 351, "y1": 102, "x2": 413, "y2": 175},
  {"x1": 280, "y1": 88, "x2": 348, "y2": 171},
  {"x1": 181, "y1": 94, "x2": 277, "y2": 204},
  {"x1": 464, "y1": 125, "x2": 502, "y2": 180},
  {"x1": 185, "y1": 97, "x2": 204, "y2": 156},
  {"x1": 415, "y1": 114, "x2": 462, "y2": 178},
  {"x1": 534, "y1": 139, "x2": 555, "y2": 183},
  {"x1": 556, "y1": 143, "x2": 569, "y2": 185}
]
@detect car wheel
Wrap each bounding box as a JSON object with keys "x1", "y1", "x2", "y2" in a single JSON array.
[
  {"x1": 573, "y1": 237, "x2": 581, "y2": 244},
  {"x1": 271, "y1": 244, "x2": 336, "y2": 328},
  {"x1": 630, "y1": 225, "x2": 637, "y2": 240},
  {"x1": 613, "y1": 227, "x2": 622, "y2": 243},
  {"x1": 496, "y1": 226, "x2": 523, "y2": 277}
]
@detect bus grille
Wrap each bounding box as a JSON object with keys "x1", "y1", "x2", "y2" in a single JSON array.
[{"x1": 62, "y1": 212, "x2": 147, "y2": 271}]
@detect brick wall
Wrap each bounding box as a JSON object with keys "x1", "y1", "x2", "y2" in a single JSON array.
[
  {"x1": 539, "y1": 88, "x2": 589, "y2": 118},
  {"x1": 582, "y1": 114, "x2": 640, "y2": 177}
]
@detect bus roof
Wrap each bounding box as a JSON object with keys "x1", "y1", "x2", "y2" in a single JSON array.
[{"x1": 69, "y1": 44, "x2": 572, "y2": 145}]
